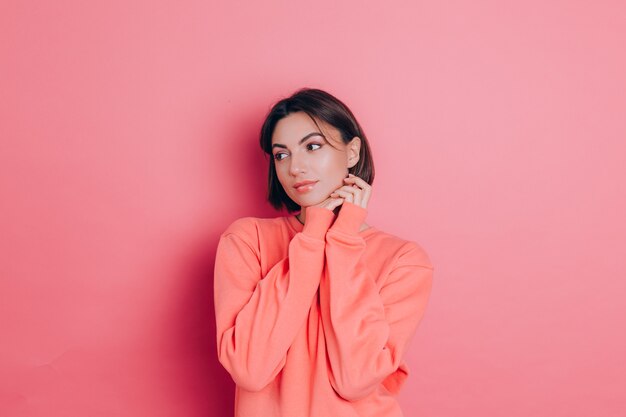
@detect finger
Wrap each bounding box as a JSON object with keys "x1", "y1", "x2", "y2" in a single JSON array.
[
  {"x1": 332, "y1": 185, "x2": 360, "y2": 196},
  {"x1": 338, "y1": 183, "x2": 364, "y2": 206},
  {"x1": 344, "y1": 176, "x2": 371, "y2": 192},
  {"x1": 330, "y1": 189, "x2": 355, "y2": 204},
  {"x1": 361, "y1": 183, "x2": 371, "y2": 207},
  {"x1": 327, "y1": 198, "x2": 344, "y2": 210},
  {"x1": 345, "y1": 175, "x2": 370, "y2": 208},
  {"x1": 320, "y1": 197, "x2": 343, "y2": 212},
  {"x1": 336, "y1": 184, "x2": 362, "y2": 193},
  {"x1": 362, "y1": 189, "x2": 370, "y2": 208},
  {"x1": 345, "y1": 174, "x2": 368, "y2": 186},
  {"x1": 331, "y1": 188, "x2": 363, "y2": 205},
  {"x1": 343, "y1": 177, "x2": 369, "y2": 193}
]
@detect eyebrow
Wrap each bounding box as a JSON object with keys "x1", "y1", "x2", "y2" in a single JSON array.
[{"x1": 271, "y1": 132, "x2": 325, "y2": 151}]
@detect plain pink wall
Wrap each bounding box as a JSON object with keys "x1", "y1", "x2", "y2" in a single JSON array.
[{"x1": 1, "y1": 1, "x2": 625, "y2": 416}]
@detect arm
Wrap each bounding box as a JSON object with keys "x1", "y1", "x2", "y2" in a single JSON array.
[
  {"x1": 319, "y1": 201, "x2": 434, "y2": 401},
  {"x1": 214, "y1": 206, "x2": 335, "y2": 392}
]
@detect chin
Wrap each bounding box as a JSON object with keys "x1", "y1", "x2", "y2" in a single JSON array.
[{"x1": 291, "y1": 195, "x2": 325, "y2": 208}]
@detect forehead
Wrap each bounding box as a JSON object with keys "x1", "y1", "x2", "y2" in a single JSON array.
[{"x1": 271, "y1": 112, "x2": 339, "y2": 145}]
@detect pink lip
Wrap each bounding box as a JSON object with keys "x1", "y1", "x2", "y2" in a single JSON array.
[{"x1": 294, "y1": 180, "x2": 318, "y2": 193}]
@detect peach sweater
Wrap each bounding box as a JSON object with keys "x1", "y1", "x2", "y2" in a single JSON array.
[{"x1": 214, "y1": 201, "x2": 434, "y2": 417}]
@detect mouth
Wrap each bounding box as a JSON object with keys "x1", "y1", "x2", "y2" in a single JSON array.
[{"x1": 293, "y1": 180, "x2": 318, "y2": 193}]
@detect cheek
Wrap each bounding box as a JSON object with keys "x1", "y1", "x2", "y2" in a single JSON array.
[
  {"x1": 274, "y1": 166, "x2": 289, "y2": 188},
  {"x1": 324, "y1": 154, "x2": 349, "y2": 179}
]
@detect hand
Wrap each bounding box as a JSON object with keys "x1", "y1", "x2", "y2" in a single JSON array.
[
  {"x1": 329, "y1": 174, "x2": 372, "y2": 210},
  {"x1": 310, "y1": 194, "x2": 345, "y2": 212}
]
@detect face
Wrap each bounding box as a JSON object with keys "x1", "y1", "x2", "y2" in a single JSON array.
[{"x1": 271, "y1": 111, "x2": 360, "y2": 208}]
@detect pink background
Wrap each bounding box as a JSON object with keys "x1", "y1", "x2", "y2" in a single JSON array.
[{"x1": 1, "y1": 1, "x2": 625, "y2": 416}]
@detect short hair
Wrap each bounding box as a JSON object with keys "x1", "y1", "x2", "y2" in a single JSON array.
[{"x1": 259, "y1": 87, "x2": 375, "y2": 213}]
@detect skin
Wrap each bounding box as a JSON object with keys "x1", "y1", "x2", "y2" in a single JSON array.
[{"x1": 270, "y1": 111, "x2": 372, "y2": 230}]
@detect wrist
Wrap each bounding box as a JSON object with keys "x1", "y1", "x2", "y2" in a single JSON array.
[
  {"x1": 329, "y1": 201, "x2": 367, "y2": 235},
  {"x1": 302, "y1": 206, "x2": 335, "y2": 239}
]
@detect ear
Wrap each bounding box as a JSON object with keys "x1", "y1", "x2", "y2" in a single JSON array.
[{"x1": 347, "y1": 136, "x2": 361, "y2": 168}]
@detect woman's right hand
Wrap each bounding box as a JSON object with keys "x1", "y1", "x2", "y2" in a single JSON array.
[{"x1": 311, "y1": 195, "x2": 345, "y2": 213}]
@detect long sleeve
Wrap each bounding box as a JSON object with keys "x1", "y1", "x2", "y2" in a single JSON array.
[
  {"x1": 319, "y1": 201, "x2": 434, "y2": 401},
  {"x1": 214, "y1": 206, "x2": 335, "y2": 392}
]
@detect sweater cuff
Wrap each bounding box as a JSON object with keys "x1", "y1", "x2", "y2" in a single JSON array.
[
  {"x1": 329, "y1": 201, "x2": 368, "y2": 235},
  {"x1": 301, "y1": 206, "x2": 335, "y2": 240}
]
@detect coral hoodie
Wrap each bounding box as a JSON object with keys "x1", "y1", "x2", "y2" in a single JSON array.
[{"x1": 214, "y1": 201, "x2": 434, "y2": 417}]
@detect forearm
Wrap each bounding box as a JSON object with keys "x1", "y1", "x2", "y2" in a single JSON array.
[{"x1": 214, "y1": 207, "x2": 335, "y2": 391}]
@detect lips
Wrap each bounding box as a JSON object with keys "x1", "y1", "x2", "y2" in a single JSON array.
[{"x1": 293, "y1": 180, "x2": 317, "y2": 192}]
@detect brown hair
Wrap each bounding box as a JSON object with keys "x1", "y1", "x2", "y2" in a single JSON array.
[{"x1": 259, "y1": 87, "x2": 375, "y2": 213}]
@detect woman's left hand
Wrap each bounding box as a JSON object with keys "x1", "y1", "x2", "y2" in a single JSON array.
[{"x1": 329, "y1": 173, "x2": 372, "y2": 209}]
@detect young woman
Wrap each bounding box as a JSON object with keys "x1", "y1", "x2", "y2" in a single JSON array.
[{"x1": 214, "y1": 88, "x2": 434, "y2": 417}]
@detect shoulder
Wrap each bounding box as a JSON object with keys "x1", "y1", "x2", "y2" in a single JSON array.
[
  {"x1": 219, "y1": 215, "x2": 287, "y2": 245},
  {"x1": 220, "y1": 216, "x2": 259, "y2": 239},
  {"x1": 370, "y1": 229, "x2": 434, "y2": 270}
]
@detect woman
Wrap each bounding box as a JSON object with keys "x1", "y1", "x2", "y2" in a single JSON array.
[{"x1": 214, "y1": 87, "x2": 434, "y2": 417}]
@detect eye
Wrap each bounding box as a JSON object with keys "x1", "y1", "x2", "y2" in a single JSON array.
[
  {"x1": 273, "y1": 152, "x2": 286, "y2": 161},
  {"x1": 307, "y1": 143, "x2": 322, "y2": 151}
]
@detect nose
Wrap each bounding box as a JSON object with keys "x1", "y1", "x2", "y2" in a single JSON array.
[{"x1": 288, "y1": 152, "x2": 307, "y2": 176}]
